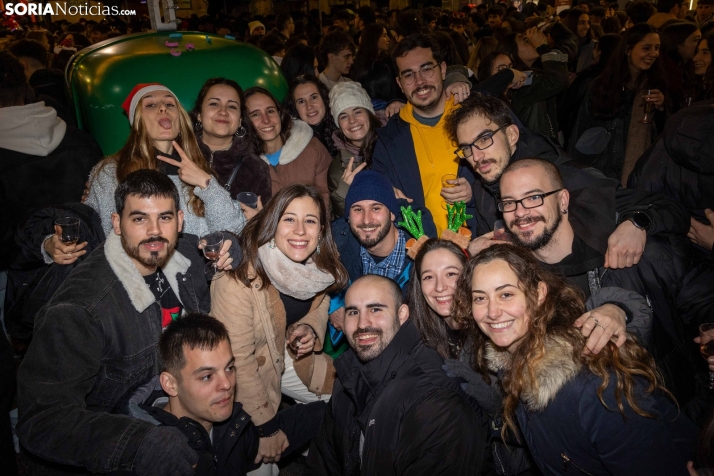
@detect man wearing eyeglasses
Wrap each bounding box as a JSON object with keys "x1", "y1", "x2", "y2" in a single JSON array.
[
  {"x1": 497, "y1": 158, "x2": 702, "y2": 406},
  {"x1": 371, "y1": 34, "x2": 523, "y2": 236},
  {"x1": 443, "y1": 93, "x2": 690, "y2": 270}
]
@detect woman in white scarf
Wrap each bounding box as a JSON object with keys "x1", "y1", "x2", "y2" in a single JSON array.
[{"x1": 210, "y1": 184, "x2": 348, "y2": 473}]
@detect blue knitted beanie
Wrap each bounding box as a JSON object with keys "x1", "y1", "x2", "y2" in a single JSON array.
[{"x1": 344, "y1": 170, "x2": 400, "y2": 218}]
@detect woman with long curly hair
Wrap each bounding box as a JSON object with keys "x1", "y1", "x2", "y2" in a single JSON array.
[
  {"x1": 86, "y1": 83, "x2": 246, "y2": 237},
  {"x1": 283, "y1": 74, "x2": 339, "y2": 157},
  {"x1": 569, "y1": 23, "x2": 671, "y2": 185},
  {"x1": 453, "y1": 245, "x2": 696, "y2": 475}
]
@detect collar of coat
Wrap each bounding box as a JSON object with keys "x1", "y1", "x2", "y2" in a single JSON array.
[
  {"x1": 336, "y1": 319, "x2": 422, "y2": 410},
  {"x1": 484, "y1": 336, "x2": 581, "y2": 412},
  {"x1": 104, "y1": 232, "x2": 191, "y2": 313},
  {"x1": 260, "y1": 119, "x2": 313, "y2": 166}
]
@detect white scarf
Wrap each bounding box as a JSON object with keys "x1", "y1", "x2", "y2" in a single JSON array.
[{"x1": 258, "y1": 243, "x2": 335, "y2": 300}]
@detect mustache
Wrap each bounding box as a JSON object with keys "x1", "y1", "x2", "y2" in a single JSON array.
[
  {"x1": 139, "y1": 236, "x2": 169, "y2": 246},
  {"x1": 352, "y1": 327, "x2": 383, "y2": 341},
  {"x1": 509, "y1": 216, "x2": 545, "y2": 228},
  {"x1": 357, "y1": 223, "x2": 382, "y2": 230},
  {"x1": 411, "y1": 85, "x2": 435, "y2": 96}
]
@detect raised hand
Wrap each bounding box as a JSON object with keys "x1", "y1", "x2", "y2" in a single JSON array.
[{"x1": 156, "y1": 141, "x2": 212, "y2": 189}]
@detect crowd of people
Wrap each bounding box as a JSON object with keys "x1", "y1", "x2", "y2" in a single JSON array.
[{"x1": 1, "y1": 0, "x2": 714, "y2": 475}]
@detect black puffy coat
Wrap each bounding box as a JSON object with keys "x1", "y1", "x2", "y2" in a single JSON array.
[{"x1": 305, "y1": 320, "x2": 490, "y2": 476}]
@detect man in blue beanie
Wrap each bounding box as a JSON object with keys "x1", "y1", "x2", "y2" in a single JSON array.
[{"x1": 327, "y1": 170, "x2": 413, "y2": 348}]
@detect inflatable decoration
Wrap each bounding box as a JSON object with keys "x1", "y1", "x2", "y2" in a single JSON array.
[{"x1": 67, "y1": 31, "x2": 288, "y2": 155}]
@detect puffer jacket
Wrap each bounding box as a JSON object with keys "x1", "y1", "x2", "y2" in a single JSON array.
[
  {"x1": 210, "y1": 270, "x2": 334, "y2": 431},
  {"x1": 486, "y1": 337, "x2": 696, "y2": 476}
]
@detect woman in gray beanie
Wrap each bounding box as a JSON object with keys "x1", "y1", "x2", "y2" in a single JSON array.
[{"x1": 327, "y1": 81, "x2": 388, "y2": 217}]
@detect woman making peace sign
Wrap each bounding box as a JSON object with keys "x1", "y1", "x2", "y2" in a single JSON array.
[{"x1": 86, "y1": 83, "x2": 247, "y2": 237}]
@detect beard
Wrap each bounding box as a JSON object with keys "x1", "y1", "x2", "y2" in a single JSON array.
[
  {"x1": 121, "y1": 235, "x2": 175, "y2": 269},
  {"x1": 476, "y1": 143, "x2": 513, "y2": 186},
  {"x1": 353, "y1": 219, "x2": 392, "y2": 249},
  {"x1": 410, "y1": 82, "x2": 444, "y2": 115},
  {"x1": 347, "y1": 324, "x2": 398, "y2": 362},
  {"x1": 510, "y1": 211, "x2": 562, "y2": 251}
]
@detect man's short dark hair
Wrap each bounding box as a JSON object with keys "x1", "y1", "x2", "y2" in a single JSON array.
[
  {"x1": 502, "y1": 158, "x2": 564, "y2": 190},
  {"x1": 444, "y1": 93, "x2": 514, "y2": 146},
  {"x1": 487, "y1": 5, "x2": 506, "y2": 18},
  {"x1": 396, "y1": 9, "x2": 424, "y2": 38},
  {"x1": 114, "y1": 169, "x2": 180, "y2": 216},
  {"x1": 258, "y1": 33, "x2": 286, "y2": 56},
  {"x1": 590, "y1": 6, "x2": 606, "y2": 18},
  {"x1": 7, "y1": 39, "x2": 48, "y2": 66},
  {"x1": 357, "y1": 6, "x2": 376, "y2": 26},
  {"x1": 159, "y1": 313, "x2": 230, "y2": 378},
  {"x1": 318, "y1": 30, "x2": 355, "y2": 66},
  {"x1": 392, "y1": 33, "x2": 444, "y2": 74},
  {"x1": 351, "y1": 274, "x2": 404, "y2": 309},
  {"x1": 333, "y1": 9, "x2": 354, "y2": 23},
  {"x1": 276, "y1": 13, "x2": 292, "y2": 32},
  {"x1": 626, "y1": 1, "x2": 656, "y2": 24},
  {"x1": 0, "y1": 51, "x2": 32, "y2": 108}
]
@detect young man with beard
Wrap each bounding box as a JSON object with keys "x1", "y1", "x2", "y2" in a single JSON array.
[
  {"x1": 498, "y1": 158, "x2": 703, "y2": 405},
  {"x1": 328, "y1": 171, "x2": 411, "y2": 343},
  {"x1": 16, "y1": 170, "x2": 235, "y2": 476},
  {"x1": 372, "y1": 34, "x2": 525, "y2": 237},
  {"x1": 306, "y1": 275, "x2": 488, "y2": 476},
  {"x1": 443, "y1": 93, "x2": 690, "y2": 270}
]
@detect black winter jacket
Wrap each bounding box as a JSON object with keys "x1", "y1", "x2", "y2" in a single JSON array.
[
  {"x1": 197, "y1": 136, "x2": 272, "y2": 205},
  {"x1": 0, "y1": 125, "x2": 103, "y2": 269},
  {"x1": 470, "y1": 127, "x2": 690, "y2": 245},
  {"x1": 16, "y1": 233, "x2": 211, "y2": 475},
  {"x1": 305, "y1": 320, "x2": 489, "y2": 476}
]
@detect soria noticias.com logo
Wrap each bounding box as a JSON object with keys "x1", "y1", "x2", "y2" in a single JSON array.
[{"x1": 4, "y1": 2, "x2": 136, "y2": 16}]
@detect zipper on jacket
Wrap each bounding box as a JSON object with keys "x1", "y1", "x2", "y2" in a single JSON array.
[{"x1": 561, "y1": 453, "x2": 595, "y2": 475}]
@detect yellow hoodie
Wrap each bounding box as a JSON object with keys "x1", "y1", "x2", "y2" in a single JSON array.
[{"x1": 399, "y1": 97, "x2": 460, "y2": 235}]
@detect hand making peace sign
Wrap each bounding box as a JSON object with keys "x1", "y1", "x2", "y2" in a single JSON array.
[{"x1": 156, "y1": 141, "x2": 213, "y2": 190}]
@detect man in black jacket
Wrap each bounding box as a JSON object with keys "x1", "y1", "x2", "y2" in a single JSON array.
[
  {"x1": 124, "y1": 313, "x2": 325, "y2": 476},
  {"x1": 306, "y1": 275, "x2": 489, "y2": 475},
  {"x1": 498, "y1": 158, "x2": 702, "y2": 405},
  {"x1": 16, "y1": 170, "x2": 235, "y2": 475},
  {"x1": 443, "y1": 92, "x2": 690, "y2": 267}
]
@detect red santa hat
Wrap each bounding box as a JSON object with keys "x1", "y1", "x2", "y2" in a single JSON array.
[{"x1": 121, "y1": 83, "x2": 177, "y2": 125}]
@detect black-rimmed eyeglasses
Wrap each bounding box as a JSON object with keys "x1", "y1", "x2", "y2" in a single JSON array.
[
  {"x1": 400, "y1": 63, "x2": 439, "y2": 85},
  {"x1": 497, "y1": 189, "x2": 563, "y2": 212},
  {"x1": 454, "y1": 125, "x2": 508, "y2": 159}
]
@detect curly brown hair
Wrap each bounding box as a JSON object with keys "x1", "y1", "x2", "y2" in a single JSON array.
[{"x1": 452, "y1": 244, "x2": 672, "y2": 440}]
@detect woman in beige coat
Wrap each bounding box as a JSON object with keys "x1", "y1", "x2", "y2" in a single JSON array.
[{"x1": 211, "y1": 184, "x2": 348, "y2": 472}]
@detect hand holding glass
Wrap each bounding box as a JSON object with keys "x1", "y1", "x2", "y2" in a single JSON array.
[
  {"x1": 55, "y1": 217, "x2": 80, "y2": 245},
  {"x1": 700, "y1": 323, "x2": 714, "y2": 390},
  {"x1": 202, "y1": 232, "x2": 225, "y2": 280}
]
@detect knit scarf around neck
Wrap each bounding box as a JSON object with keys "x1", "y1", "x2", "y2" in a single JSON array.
[{"x1": 257, "y1": 243, "x2": 335, "y2": 300}]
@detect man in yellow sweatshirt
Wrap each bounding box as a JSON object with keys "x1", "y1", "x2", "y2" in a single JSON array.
[{"x1": 371, "y1": 33, "x2": 516, "y2": 237}]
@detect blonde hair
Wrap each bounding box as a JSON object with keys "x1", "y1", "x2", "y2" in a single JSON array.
[{"x1": 110, "y1": 91, "x2": 212, "y2": 217}]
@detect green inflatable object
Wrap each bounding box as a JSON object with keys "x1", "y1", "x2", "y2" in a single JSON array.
[{"x1": 67, "y1": 31, "x2": 288, "y2": 156}]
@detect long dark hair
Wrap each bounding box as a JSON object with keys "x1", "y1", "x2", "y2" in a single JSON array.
[
  {"x1": 231, "y1": 184, "x2": 349, "y2": 294},
  {"x1": 685, "y1": 33, "x2": 714, "y2": 102},
  {"x1": 244, "y1": 87, "x2": 293, "y2": 154},
  {"x1": 660, "y1": 21, "x2": 699, "y2": 66},
  {"x1": 453, "y1": 245, "x2": 671, "y2": 439},
  {"x1": 350, "y1": 23, "x2": 387, "y2": 81},
  {"x1": 406, "y1": 239, "x2": 470, "y2": 360},
  {"x1": 280, "y1": 44, "x2": 317, "y2": 86},
  {"x1": 564, "y1": 8, "x2": 593, "y2": 42},
  {"x1": 590, "y1": 23, "x2": 668, "y2": 119},
  {"x1": 190, "y1": 77, "x2": 257, "y2": 154},
  {"x1": 498, "y1": 33, "x2": 533, "y2": 71},
  {"x1": 283, "y1": 74, "x2": 332, "y2": 123}
]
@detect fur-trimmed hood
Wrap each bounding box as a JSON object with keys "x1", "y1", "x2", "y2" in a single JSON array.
[
  {"x1": 260, "y1": 119, "x2": 313, "y2": 166},
  {"x1": 485, "y1": 337, "x2": 581, "y2": 412},
  {"x1": 104, "y1": 233, "x2": 191, "y2": 313}
]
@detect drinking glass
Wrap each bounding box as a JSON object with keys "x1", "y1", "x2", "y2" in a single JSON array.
[
  {"x1": 55, "y1": 217, "x2": 80, "y2": 246},
  {"x1": 441, "y1": 173, "x2": 458, "y2": 188},
  {"x1": 700, "y1": 323, "x2": 714, "y2": 390},
  {"x1": 492, "y1": 219, "x2": 515, "y2": 243},
  {"x1": 640, "y1": 89, "x2": 654, "y2": 124},
  {"x1": 201, "y1": 232, "x2": 225, "y2": 280}
]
